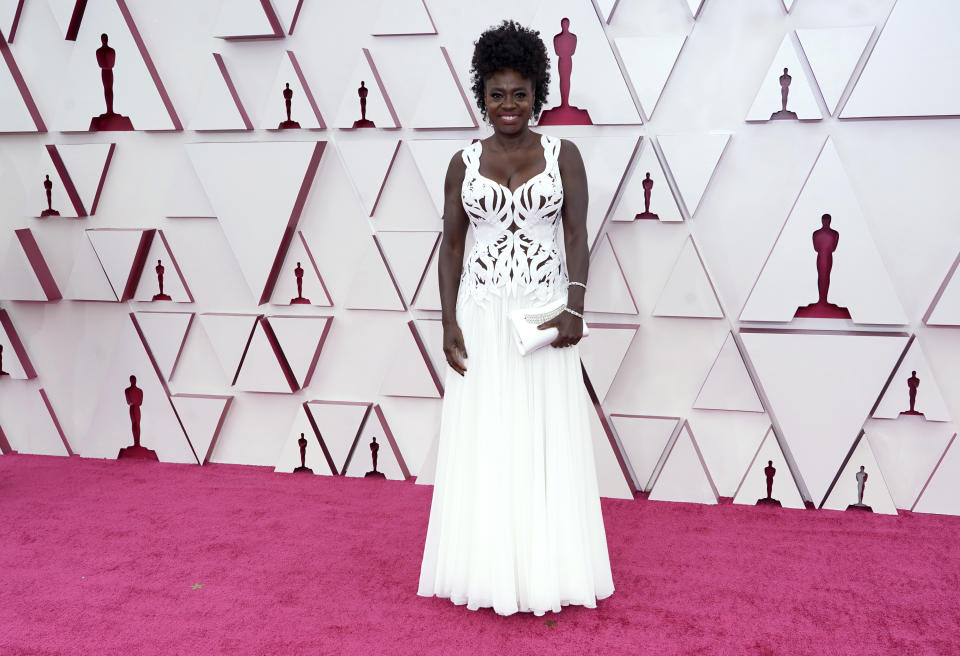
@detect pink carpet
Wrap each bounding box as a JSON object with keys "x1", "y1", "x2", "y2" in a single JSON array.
[{"x1": 1, "y1": 454, "x2": 958, "y2": 655}]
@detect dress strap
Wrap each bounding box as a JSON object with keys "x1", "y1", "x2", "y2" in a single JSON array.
[
  {"x1": 461, "y1": 140, "x2": 481, "y2": 171},
  {"x1": 542, "y1": 134, "x2": 561, "y2": 172}
]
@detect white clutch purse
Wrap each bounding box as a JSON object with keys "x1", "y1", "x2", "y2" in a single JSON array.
[{"x1": 509, "y1": 297, "x2": 590, "y2": 356}]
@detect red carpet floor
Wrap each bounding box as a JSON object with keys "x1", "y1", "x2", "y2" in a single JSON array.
[{"x1": 1, "y1": 454, "x2": 959, "y2": 655}]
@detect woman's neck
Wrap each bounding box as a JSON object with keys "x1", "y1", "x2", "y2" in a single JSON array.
[{"x1": 489, "y1": 127, "x2": 535, "y2": 151}]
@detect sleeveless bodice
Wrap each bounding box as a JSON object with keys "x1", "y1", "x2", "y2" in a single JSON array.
[{"x1": 459, "y1": 133, "x2": 568, "y2": 306}]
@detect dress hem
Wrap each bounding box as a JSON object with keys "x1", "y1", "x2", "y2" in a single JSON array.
[{"x1": 416, "y1": 587, "x2": 615, "y2": 617}]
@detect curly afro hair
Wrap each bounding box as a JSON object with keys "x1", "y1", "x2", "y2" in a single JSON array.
[{"x1": 470, "y1": 20, "x2": 551, "y2": 123}]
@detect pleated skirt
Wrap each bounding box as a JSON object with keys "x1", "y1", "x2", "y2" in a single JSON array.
[{"x1": 417, "y1": 286, "x2": 615, "y2": 616}]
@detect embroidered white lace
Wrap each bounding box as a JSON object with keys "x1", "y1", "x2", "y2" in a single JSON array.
[{"x1": 458, "y1": 133, "x2": 568, "y2": 306}]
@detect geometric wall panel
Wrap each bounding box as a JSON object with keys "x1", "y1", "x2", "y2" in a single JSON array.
[
  {"x1": 0, "y1": 308, "x2": 36, "y2": 379},
  {"x1": 741, "y1": 329, "x2": 908, "y2": 505},
  {"x1": 589, "y1": 396, "x2": 635, "y2": 500},
  {"x1": 272, "y1": 0, "x2": 303, "y2": 35},
  {"x1": 578, "y1": 323, "x2": 638, "y2": 403},
  {"x1": 410, "y1": 46, "x2": 477, "y2": 129},
  {"x1": 46, "y1": 0, "x2": 85, "y2": 40},
  {"x1": 413, "y1": 244, "x2": 441, "y2": 311},
  {"x1": 133, "y1": 310, "x2": 194, "y2": 381},
  {"x1": 648, "y1": 422, "x2": 719, "y2": 505},
  {"x1": 335, "y1": 138, "x2": 400, "y2": 216},
  {"x1": 259, "y1": 51, "x2": 325, "y2": 130},
  {"x1": 530, "y1": 0, "x2": 641, "y2": 125},
  {"x1": 343, "y1": 405, "x2": 409, "y2": 480},
  {"x1": 842, "y1": 0, "x2": 960, "y2": 118},
  {"x1": 344, "y1": 237, "x2": 405, "y2": 311},
  {"x1": 615, "y1": 35, "x2": 687, "y2": 121},
  {"x1": 583, "y1": 233, "x2": 638, "y2": 315},
  {"x1": 132, "y1": 231, "x2": 193, "y2": 303},
  {"x1": 686, "y1": 0, "x2": 706, "y2": 19},
  {"x1": 0, "y1": 386, "x2": 71, "y2": 456},
  {"x1": 796, "y1": 26, "x2": 873, "y2": 116},
  {"x1": 55, "y1": 0, "x2": 181, "y2": 131},
  {"x1": 609, "y1": 413, "x2": 679, "y2": 492},
  {"x1": 268, "y1": 315, "x2": 333, "y2": 389},
  {"x1": 693, "y1": 333, "x2": 763, "y2": 413},
  {"x1": 375, "y1": 230, "x2": 439, "y2": 307},
  {"x1": 657, "y1": 133, "x2": 729, "y2": 218},
  {"x1": 86, "y1": 228, "x2": 153, "y2": 302},
  {"x1": 652, "y1": 236, "x2": 724, "y2": 319},
  {"x1": 863, "y1": 421, "x2": 955, "y2": 511},
  {"x1": 44, "y1": 142, "x2": 115, "y2": 216},
  {"x1": 746, "y1": 34, "x2": 822, "y2": 122},
  {"x1": 186, "y1": 140, "x2": 325, "y2": 304},
  {"x1": 0, "y1": 30, "x2": 45, "y2": 132},
  {"x1": 171, "y1": 394, "x2": 233, "y2": 465},
  {"x1": 739, "y1": 139, "x2": 907, "y2": 325},
  {"x1": 233, "y1": 318, "x2": 295, "y2": 394},
  {"x1": 197, "y1": 313, "x2": 259, "y2": 385},
  {"x1": 566, "y1": 135, "x2": 639, "y2": 249},
  {"x1": 378, "y1": 321, "x2": 441, "y2": 399},
  {"x1": 912, "y1": 434, "x2": 960, "y2": 516},
  {"x1": 63, "y1": 231, "x2": 118, "y2": 301},
  {"x1": 732, "y1": 427, "x2": 806, "y2": 509},
  {"x1": 268, "y1": 231, "x2": 333, "y2": 308},
  {"x1": 0, "y1": 228, "x2": 61, "y2": 301},
  {"x1": 407, "y1": 138, "x2": 473, "y2": 218},
  {"x1": 0, "y1": 2, "x2": 22, "y2": 42},
  {"x1": 213, "y1": 0, "x2": 284, "y2": 40},
  {"x1": 689, "y1": 412, "x2": 771, "y2": 498},
  {"x1": 924, "y1": 252, "x2": 960, "y2": 326},
  {"x1": 872, "y1": 338, "x2": 951, "y2": 422},
  {"x1": 370, "y1": 0, "x2": 437, "y2": 36},
  {"x1": 79, "y1": 314, "x2": 197, "y2": 463},
  {"x1": 610, "y1": 138, "x2": 682, "y2": 223},
  {"x1": 276, "y1": 405, "x2": 332, "y2": 475},
  {"x1": 188, "y1": 53, "x2": 252, "y2": 131},
  {"x1": 332, "y1": 49, "x2": 400, "y2": 129},
  {"x1": 306, "y1": 400, "x2": 372, "y2": 476},
  {"x1": 821, "y1": 437, "x2": 898, "y2": 515}
]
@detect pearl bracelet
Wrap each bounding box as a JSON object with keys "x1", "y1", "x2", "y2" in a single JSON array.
[
  {"x1": 567, "y1": 281, "x2": 586, "y2": 289},
  {"x1": 563, "y1": 307, "x2": 584, "y2": 319}
]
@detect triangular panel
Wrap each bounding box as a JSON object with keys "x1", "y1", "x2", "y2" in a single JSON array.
[
  {"x1": 614, "y1": 35, "x2": 686, "y2": 121},
  {"x1": 610, "y1": 139, "x2": 682, "y2": 223},
  {"x1": 0, "y1": 31, "x2": 44, "y2": 132},
  {"x1": 873, "y1": 339, "x2": 951, "y2": 421},
  {"x1": 375, "y1": 230, "x2": 439, "y2": 306},
  {"x1": 64, "y1": 231, "x2": 117, "y2": 301},
  {"x1": 335, "y1": 137, "x2": 400, "y2": 216},
  {"x1": 0, "y1": 309, "x2": 36, "y2": 379},
  {"x1": 822, "y1": 437, "x2": 898, "y2": 515},
  {"x1": 268, "y1": 315, "x2": 332, "y2": 389},
  {"x1": 653, "y1": 236, "x2": 723, "y2": 318},
  {"x1": 566, "y1": 135, "x2": 638, "y2": 249},
  {"x1": 344, "y1": 237, "x2": 405, "y2": 311},
  {"x1": 269, "y1": 231, "x2": 333, "y2": 307},
  {"x1": 344, "y1": 405, "x2": 409, "y2": 480},
  {"x1": 371, "y1": 0, "x2": 436, "y2": 36},
  {"x1": 689, "y1": 412, "x2": 771, "y2": 497},
  {"x1": 583, "y1": 233, "x2": 637, "y2": 314},
  {"x1": 188, "y1": 53, "x2": 252, "y2": 131},
  {"x1": 132, "y1": 231, "x2": 193, "y2": 303},
  {"x1": 213, "y1": 0, "x2": 283, "y2": 39},
  {"x1": 86, "y1": 228, "x2": 153, "y2": 301},
  {"x1": 379, "y1": 321, "x2": 441, "y2": 398},
  {"x1": 133, "y1": 311, "x2": 193, "y2": 380},
  {"x1": 657, "y1": 133, "x2": 729, "y2": 218},
  {"x1": 912, "y1": 435, "x2": 960, "y2": 516},
  {"x1": 407, "y1": 138, "x2": 473, "y2": 217},
  {"x1": 233, "y1": 319, "x2": 295, "y2": 393},
  {"x1": 745, "y1": 35, "x2": 822, "y2": 122},
  {"x1": 732, "y1": 427, "x2": 805, "y2": 509},
  {"x1": 333, "y1": 49, "x2": 400, "y2": 129},
  {"x1": 0, "y1": 229, "x2": 60, "y2": 301},
  {"x1": 198, "y1": 313, "x2": 259, "y2": 384},
  {"x1": 796, "y1": 26, "x2": 873, "y2": 115},
  {"x1": 306, "y1": 400, "x2": 372, "y2": 475},
  {"x1": 693, "y1": 332, "x2": 763, "y2": 412},
  {"x1": 864, "y1": 420, "x2": 955, "y2": 510},
  {"x1": 649, "y1": 423, "x2": 718, "y2": 504},
  {"x1": 259, "y1": 50, "x2": 325, "y2": 130},
  {"x1": 609, "y1": 414, "x2": 679, "y2": 491},
  {"x1": 171, "y1": 394, "x2": 232, "y2": 465},
  {"x1": 411, "y1": 47, "x2": 477, "y2": 129},
  {"x1": 578, "y1": 323, "x2": 638, "y2": 402},
  {"x1": 276, "y1": 406, "x2": 332, "y2": 475},
  {"x1": 46, "y1": 142, "x2": 115, "y2": 216}
]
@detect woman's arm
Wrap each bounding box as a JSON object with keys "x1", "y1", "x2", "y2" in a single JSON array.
[
  {"x1": 439, "y1": 151, "x2": 470, "y2": 374},
  {"x1": 539, "y1": 138, "x2": 589, "y2": 347}
]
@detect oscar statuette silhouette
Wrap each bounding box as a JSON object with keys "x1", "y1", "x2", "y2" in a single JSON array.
[
  {"x1": 89, "y1": 34, "x2": 134, "y2": 131},
  {"x1": 290, "y1": 262, "x2": 310, "y2": 304},
  {"x1": 40, "y1": 175, "x2": 60, "y2": 217},
  {"x1": 118, "y1": 375, "x2": 158, "y2": 459},
  {"x1": 756, "y1": 460, "x2": 782, "y2": 507},
  {"x1": 901, "y1": 371, "x2": 924, "y2": 417},
  {"x1": 794, "y1": 214, "x2": 851, "y2": 319},
  {"x1": 846, "y1": 465, "x2": 873, "y2": 512},
  {"x1": 364, "y1": 436, "x2": 385, "y2": 478},
  {"x1": 770, "y1": 67, "x2": 798, "y2": 120},
  {"x1": 293, "y1": 433, "x2": 313, "y2": 473},
  {"x1": 537, "y1": 18, "x2": 593, "y2": 125},
  {"x1": 152, "y1": 260, "x2": 172, "y2": 301},
  {"x1": 278, "y1": 82, "x2": 301, "y2": 129},
  {"x1": 635, "y1": 172, "x2": 659, "y2": 220},
  {"x1": 353, "y1": 81, "x2": 375, "y2": 128}
]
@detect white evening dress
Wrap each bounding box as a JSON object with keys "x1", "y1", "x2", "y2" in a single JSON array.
[{"x1": 417, "y1": 133, "x2": 615, "y2": 616}]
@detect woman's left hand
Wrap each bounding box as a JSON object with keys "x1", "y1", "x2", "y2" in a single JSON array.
[{"x1": 537, "y1": 309, "x2": 584, "y2": 348}]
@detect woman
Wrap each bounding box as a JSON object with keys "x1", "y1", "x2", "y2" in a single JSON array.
[{"x1": 417, "y1": 20, "x2": 614, "y2": 617}]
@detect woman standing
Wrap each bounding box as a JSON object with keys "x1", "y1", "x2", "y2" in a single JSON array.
[{"x1": 417, "y1": 20, "x2": 614, "y2": 617}]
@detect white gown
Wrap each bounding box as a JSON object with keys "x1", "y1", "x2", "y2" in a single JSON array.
[{"x1": 417, "y1": 133, "x2": 615, "y2": 616}]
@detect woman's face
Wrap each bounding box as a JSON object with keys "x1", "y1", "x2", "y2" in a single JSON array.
[{"x1": 484, "y1": 68, "x2": 535, "y2": 134}]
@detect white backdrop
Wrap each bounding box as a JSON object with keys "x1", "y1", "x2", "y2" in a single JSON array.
[{"x1": 2, "y1": 0, "x2": 960, "y2": 515}]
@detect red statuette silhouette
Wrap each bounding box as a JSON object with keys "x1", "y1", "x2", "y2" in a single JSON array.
[
  {"x1": 278, "y1": 82, "x2": 300, "y2": 129},
  {"x1": 89, "y1": 34, "x2": 134, "y2": 131},
  {"x1": 293, "y1": 432, "x2": 313, "y2": 473},
  {"x1": 364, "y1": 435, "x2": 385, "y2": 478},
  {"x1": 901, "y1": 371, "x2": 924, "y2": 417},
  {"x1": 756, "y1": 460, "x2": 781, "y2": 506},
  {"x1": 770, "y1": 67, "x2": 798, "y2": 120},
  {"x1": 353, "y1": 81, "x2": 375, "y2": 128},
  {"x1": 152, "y1": 259, "x2": 171, "y2": 301},
  {"x1": 0, "y1": 344, "x2": 9, "y2": 376},
  {"x1": 847, "y1": 465, "x2": 872, "y2": 512},
  {"x1": 537, "y1": 18, "x2": 592, "y2": 126},
  {"x1": 290, "y1": 261, "x2": 310, "y2": 304},
  {"x1": 794, "y1": 213, "x2": 851, "y2": 319},
  {"x1": 40, "y1": 175, "x2": 60, "y2": 217},
  {"x1": 635, "y1": 172, "x2": 659, "y2": 220},
  {"x1": 118, "y1": 375, "x2": 158, "y2": 460}
]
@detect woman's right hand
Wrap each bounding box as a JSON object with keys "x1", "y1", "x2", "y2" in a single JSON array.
[{"x1": 443, "y1": 322, "x2": 468, "y2": 376}]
